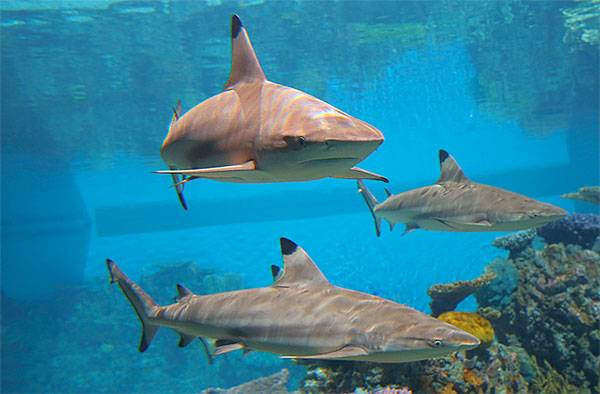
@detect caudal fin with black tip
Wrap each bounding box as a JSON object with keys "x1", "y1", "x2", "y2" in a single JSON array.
[
  {"x1": 357, "y1": 180, "x2": 382, "y2": 237},
  {"x1": 106, "y1": 259, "x2": 161, "y2": 352}
]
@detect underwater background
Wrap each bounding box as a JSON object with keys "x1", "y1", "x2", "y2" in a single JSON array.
[{"x1": 1, "y1": 0, "x2": 599, "y2": 393}]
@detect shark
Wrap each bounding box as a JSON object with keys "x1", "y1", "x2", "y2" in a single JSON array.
[
  {"x1": 155, "y1": 15, "x2": 387, "y2": 209},
  {"x1": 106, "y1": 238, "x2": 480, "y2": 363},
  {"x1": 357, "y1": 149, "x2": 568, "y2": 236},
  {"x1": 561, "y1": 186, "x2": 600, "y2": 206}
]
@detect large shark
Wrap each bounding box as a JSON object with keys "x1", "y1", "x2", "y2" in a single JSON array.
[
  {"x1": 156, "y1": 15, "x2": 387, "y2": 209},
  {"x1": 106, "y1": 238, "x2": 479, "y2": 363},
  {"x1": 357, "y1": 150, "x2": 568, "y2": 236}
]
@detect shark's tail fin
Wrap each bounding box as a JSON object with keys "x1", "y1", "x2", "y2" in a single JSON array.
[
  {"x1": 106, "y1": 259, "x2": 161, "y2": 352},
  {"x1": 357, "y1": 180, "x2": 382, "y2": 237}
]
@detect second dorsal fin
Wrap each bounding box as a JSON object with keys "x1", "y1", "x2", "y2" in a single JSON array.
[
  {"x1": 437, "y1": 149, "x2": 469, "y2": 183},
  {"x1": 272, "y1": 238, "x2": 330, "y2": 288},
  {"x1": 224, "y1": 15, "x2": 266, "y2": 90}
]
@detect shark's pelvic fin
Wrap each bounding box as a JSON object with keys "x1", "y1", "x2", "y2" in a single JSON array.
[
  {"x1": 273, "y1": 238, "x2": 330, "y2": 287},
  {"x1": 106, "y1": 259, "x2": 160, "y2": 353},
  {"x1": 199, "y1": 338, "x2": 214, "y2": 365},
  {"x1": 282, "y1": 345, "x2": 369, "y2": 360},
  {"x1": 178, "y1": 334, "x2": 195, "y2": 348},
  {"x1": 437, "y1": 150, "x2": 469, "y2": 184},
  {"x1": 357, "y1": 180, "x2": 382, "y2": 237},
  {"x1": 333, "y1": 167, "x2": 389, "y2": 183},
  {"x1": 225, "y1": 15, "x2": 266, "y2": 90},
  {"x1": 155, "y1": 160, "x2": 257, "y2": 178}
]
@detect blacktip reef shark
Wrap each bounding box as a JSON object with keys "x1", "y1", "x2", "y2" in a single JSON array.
[
  {"x1": 106, "y1": 238, "x2": 480, "y2": 363},
  {"x1": 561, "y1": 186, "x2": 600, "y2": 206},
  {"x1": 357, "y1": 150, "x2": 568, "y2": 237},
  {"x1": 156, "y1": 15, "x2": 387, "y2": 209}
]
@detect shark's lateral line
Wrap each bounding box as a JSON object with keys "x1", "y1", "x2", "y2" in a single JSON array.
[
  {"x1": 107, "y1": 238, "x2": 479, "y2": 363},
  {"x1": 357, "y1": 150, "x2": 568, "y2": 237},
  {"x1": 156, "y1": 15, "x2": 387, "y2": 209}
]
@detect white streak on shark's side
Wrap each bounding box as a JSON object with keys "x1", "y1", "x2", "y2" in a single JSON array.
[{"x1": 106, "y1": 238, "x2": 479, "y2": 363}]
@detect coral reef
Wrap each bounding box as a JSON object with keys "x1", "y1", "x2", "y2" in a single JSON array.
[
  {"x1": 492, "y1": 229, "x2": 536, "y2": 258},
  {"x1": 202, "y1": 368, "x2": 291, "y2": 394},
  {"x1": 562, "y1": 0, "x2": 600, "y2": 46},
  {"x1": 561, "y1": 185, "x2": 600, "y2": 205},
  {"x1": 300, "y1": 342, "x2": 533, "y2": 393},
  {"x1": 536, "y1": 213, "x2": 600, "y2": 250},
  {"x1": 437, "y1": 312, "x2": 495, "y2": 346},
  {"x1": 477, "y1": 243, "x2": 600, "y2": 390},
  {"x1": 427, "y1": 271, "x2": 496, "y2": 317}
]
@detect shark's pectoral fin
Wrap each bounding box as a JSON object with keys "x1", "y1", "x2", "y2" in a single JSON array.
[
  {"x1": 282, "y1": 345, "x2": 369, "y2": 360},
  {"x1": 333, "y1": 167, "x2": 389, "y2": 183},
  {"x1": 214, "y1": 340, "x2": 246, "y2": 356},
  {"x1": 155, "y1": 160, "x2": 257, "y2": 179}
]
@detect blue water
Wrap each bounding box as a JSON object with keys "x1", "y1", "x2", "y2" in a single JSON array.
[{"x1": 1, "y1": 1, "x2": 598, "y2": 392}]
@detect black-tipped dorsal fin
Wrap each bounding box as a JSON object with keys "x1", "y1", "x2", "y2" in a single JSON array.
[
  {"x1": 273, "y1": 238, "x2": 330, "y2": 287},
  {"x1": 224, "y1": 15, "x2": 266, "y2": 90},
  {"x1": 437, "y1": 149, "x2": 469, "y2": 183},
  {"x1": 176, "y1": 283, "x2": 192, "y2": 300}
]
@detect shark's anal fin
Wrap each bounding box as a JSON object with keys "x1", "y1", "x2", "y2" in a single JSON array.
[
  {"x1": 155, "y1": 160, "x2": 257, "y2": 179},
  {"x1": 281, "y1": 345, "x2": 368, "y2": 360},
  {"x1": 334, "y1": 167, "x2": 389, "y2": 183},
  {"x1": 402, "y1": 223, "x2": 419, "y2": 236},
  {"x1": 214, "y1": 340, "x2": 246, "y2": 356}
]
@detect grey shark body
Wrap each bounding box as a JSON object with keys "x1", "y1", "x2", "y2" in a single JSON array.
[
  {"x1": 561, "y1": 186, "x2": 600, "y2": 206},
  {"x1": 358, "y1": 150, "x2": 567, "y2": 236},
  {"x1": 107, "y1": 238, "x2": 479, "y2": 363},
  {"x1": 156, "y1": 15, "x2": 387, "y2": 209}
]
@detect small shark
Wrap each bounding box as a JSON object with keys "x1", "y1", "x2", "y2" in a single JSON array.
[
  {"x1": 156, "y1": 15, "x2": 387, "y2": 209},
  {"x1": 357, "y1": 150, "x2": 568, "y2": 236},
  {"x1": 561, "y1": 186, "x2": 600, "y2": 206},
  {"x1": 107, "y1": 238, "x2": 479, "y2": 363}
]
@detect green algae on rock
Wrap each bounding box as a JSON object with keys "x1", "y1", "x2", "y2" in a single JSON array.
[{"x1": 427, "y1": 271, "x2": 496, "y2": 317}]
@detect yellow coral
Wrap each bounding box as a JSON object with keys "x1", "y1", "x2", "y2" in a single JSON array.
[
  {"x1": 437, "y1": 311, "x2": 495, "y2": 346},
  {"x1": 463, "y1": 368, "x2": 484, "y2": 387},
  {"x1": 439, "y1": 383, "x2": 457, "y2": 394}
]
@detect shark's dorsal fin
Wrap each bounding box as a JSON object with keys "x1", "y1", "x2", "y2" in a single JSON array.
[
  {"x1": 176, "y1": 283, "x2": 192, "y2": 300},
  {"x1": 273, "y1": 238, "x2": 330, "y2": 287},
  {"x1": 224, "y1": 15, "x2": 266, "y2": 90},
  {"x1": 437, "y1": 149, "x2": 469, "y2": 184}
]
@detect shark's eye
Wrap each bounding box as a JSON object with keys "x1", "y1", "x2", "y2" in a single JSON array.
[
  {"x1": 431, "y1": 340, "x2": 443, "y2": 348},
  {"x1": 283, "y1": 135, "x2": 306, "y2": 148}
]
